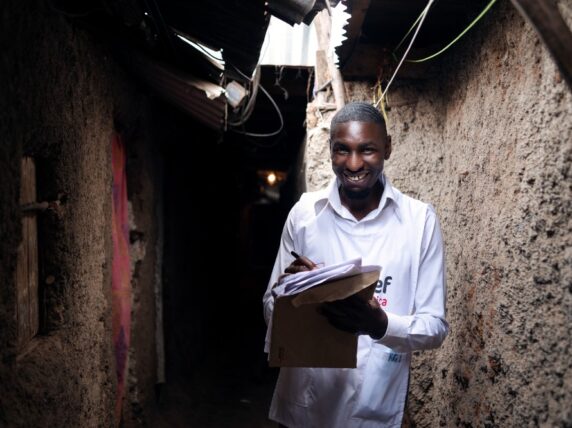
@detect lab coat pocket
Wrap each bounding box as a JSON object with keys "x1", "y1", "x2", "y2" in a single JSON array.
[
  {"x1": 276, "y1": 367, "x2": 314, "y2": 407},
  {"x1": 352, "y1": 344, "x2": 410, "y2": 423}
]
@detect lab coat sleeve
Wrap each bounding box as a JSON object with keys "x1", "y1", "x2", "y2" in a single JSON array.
[
  {"x1": 378, "y1": 206, "x2": 449, "y2": 352},
  {"x1": 262, "y1": 204, "x2": 298, "y2": 326}
]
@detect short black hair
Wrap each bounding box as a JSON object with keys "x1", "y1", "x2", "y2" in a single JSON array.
[{"x1": 330, "y1": 102, "x2": 386, "y2": 139}]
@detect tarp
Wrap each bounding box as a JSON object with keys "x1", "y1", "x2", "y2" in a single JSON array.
[{"x1": 111, "y1": 133, "x2": 131, "y2": 424}]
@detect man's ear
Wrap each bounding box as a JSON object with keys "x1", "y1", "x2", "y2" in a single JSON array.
[{"x1": 385, "y1": 135, "x2": 392, "y2": 160}]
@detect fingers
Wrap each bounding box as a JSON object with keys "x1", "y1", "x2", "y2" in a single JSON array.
[
  {"x1": 323, "y1": 298, "x2": 364, "y2": 318},
  {"x1": 284, "y1": 258, "x2": 317, "y2": 274},
  {"x1": 319, "y1": 304, "x2": 359, "y2": 334},
  {"x1": 319, "y1": 295, "x2": 387, "y2": 339},
  {"x1": 284, "y1": 263, "x2": 312, "y2": 274},
  {"x1": 298, "y1": 255, "x2": 318, "y2": 270},
  {"x1": 320, "y1": 301, "x2": 363, "y2": 334}
]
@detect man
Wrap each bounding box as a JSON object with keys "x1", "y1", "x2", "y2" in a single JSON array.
[{"x1": 262, "y1": 102, "x2": 448, "y2": 427}]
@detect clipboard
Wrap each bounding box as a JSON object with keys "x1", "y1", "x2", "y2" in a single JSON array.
[{"x1": 269, "y1": 269, "x2": 380, "y2": 368}]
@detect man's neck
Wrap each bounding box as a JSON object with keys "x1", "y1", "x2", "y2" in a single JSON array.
[{"x1": 339, "y1": 181, "x2": 384, "y2": 221}]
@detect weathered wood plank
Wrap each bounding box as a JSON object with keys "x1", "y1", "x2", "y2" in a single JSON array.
[
  {"x1": 314, "y1": 9, "x2": 346, "y2": 109},
  {"x1": 16, "y1": 157, "x2": 39, "y2": 348}
]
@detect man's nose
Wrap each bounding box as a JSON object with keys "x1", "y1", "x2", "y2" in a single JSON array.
[{"x1": 347, "y1": 152, "x2": 364, "y2": 171}]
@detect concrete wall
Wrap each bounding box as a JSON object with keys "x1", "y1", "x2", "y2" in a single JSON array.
[
  {"x1": 0, "y1": 1, "x2": 160, "y2": 426},
  {"x1": 305, "y1": 2, "x2": 571, "y2": 426}
]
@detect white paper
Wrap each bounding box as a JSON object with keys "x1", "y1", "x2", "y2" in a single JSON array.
[
  {"x1": 265, "y1": 258, "x2": 382, "y2": 353},
  {"x1": 273, "y1": 257, "x2": 381, "y2": 297}
]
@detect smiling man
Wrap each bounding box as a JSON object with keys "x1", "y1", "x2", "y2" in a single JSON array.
[{"x1": 263, "y1": 102, "x2": 449, "y2": 427}]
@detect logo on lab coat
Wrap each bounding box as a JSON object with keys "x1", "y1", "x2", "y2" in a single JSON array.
[{"x1": 374, "y1": 276, "x2": 392, "y2": 308}]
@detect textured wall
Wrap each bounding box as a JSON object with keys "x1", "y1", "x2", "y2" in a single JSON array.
[
  {"x1": 304, "y1": 2, "x2": 571, "y2": 426},
  {"x1": 0, "y1": 1, "x2": 159, "y2": 426},
  {"x1": 123, "y1": 110, "x2": 162, "y2": 427}
]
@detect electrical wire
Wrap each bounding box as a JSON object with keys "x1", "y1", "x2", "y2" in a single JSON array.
[
  {"x1": 227, "y1": 66, "x2": 261, "y2": 126},
  {"x1": 392, "y1": 5, "x2": 428, "y2": 59},
  {"x1": 374, "y1": 0, "x2": 435, "y2": 107},
  {"x1": 405, "y1": 0, "x2": 498, "y2": 63},
  {"x1": 173, "y1": 29, "x2": 284, "y2": 137},
  {"x1": 180, "y1": 34, "x2": 225, "y2": 65},
  {"x1": 229, "y1": 79, "x2": 284, "y2": 138},
  {"x1": 227, "y1": 64, "x2": 284, "y2": 138}
]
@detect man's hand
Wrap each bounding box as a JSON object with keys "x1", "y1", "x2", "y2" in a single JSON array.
[
  {"x1": 276, "y1": 255, "x2": 319, "y2": 283},
  {"x1": 320, "y1": 294, "x2": 388, "y2": 340},
  {"x1": 284, "y1": 254, "x2": 318, "y2": 274}
]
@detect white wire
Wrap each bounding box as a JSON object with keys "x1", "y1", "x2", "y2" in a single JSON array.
[
  {"x1": 230, "y1": 83, "x2": 284, "y2": 137},
  {"x1": 375, "y1": 0, "x2": 434, "y2": 107},
  {"x1": 228, "y1": 64, "x2": 284, "y2": 137},
  {"x1": 227, "y1": 67, "x2": 260, "y2": 126}
]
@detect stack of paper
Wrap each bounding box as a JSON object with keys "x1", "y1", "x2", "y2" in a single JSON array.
[
  {"x1": 266, "y1": 257, "x2": 382, "y2": 367},
  {"x1": 273, "y1": 257, "x2": 366, "y2": 297}
]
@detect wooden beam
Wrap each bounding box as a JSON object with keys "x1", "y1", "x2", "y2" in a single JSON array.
[
  {"x1": 510, "y1": 0, "x2": 572, "y2": 90},
  {"x1": 16, "y1": 157, "x2": 39, "y2": 349},
  {"x1": 314, "y1": 9, "x2": 346, "y2": 110}
]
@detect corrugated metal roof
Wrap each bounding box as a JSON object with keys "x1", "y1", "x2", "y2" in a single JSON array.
[
  {"x1": 259, "y1": 17, "x2": 317, "y2": 67},
  {"x1": 259, "y1": 3, "x2": 348, "y2": 67},
  {"x1": 64, "y1": 0, "x2": 334, "y2": 129},
  {"x1": 159, "y1": 0, "x2": 270, "y2": 80},
  {"x1": 267, "y1": 0, "x2": 327, "y2": 26},
  {"x1": 127, "y1": 50, "x2": 227, "y2": 131}
]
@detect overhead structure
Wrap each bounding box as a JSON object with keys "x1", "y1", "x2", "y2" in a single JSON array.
[
  {"x1": 59, "y1": 0, "x2": 328, "y2": 131},
  {"x1": 335, "y1": 0, "x2": 497, "y2": 79},
  {"x1": 267, "y1": 0, "x2": 328, "y2": 26}
]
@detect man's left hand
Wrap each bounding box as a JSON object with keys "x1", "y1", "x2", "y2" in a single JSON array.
[{"x1": 320, "y1": 294, "x2": 388, "y2": 340}]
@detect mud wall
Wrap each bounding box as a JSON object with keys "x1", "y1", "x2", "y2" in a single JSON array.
[
  {"x1": 122, "y1": 103, "x2": 162, "y2": 426},
  {"x1": 0, "y1": 1, "x2": 160, "y2": 426},
  {"x1": 305, "y1": 1, "x2": 571, "y2": 426}
]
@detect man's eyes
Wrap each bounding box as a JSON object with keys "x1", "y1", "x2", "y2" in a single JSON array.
[
  {"x1": 332, "y1": 146, "x2": 378, "y2": 154},
  {"x1": 333, "y1": 146, "x2": 349, "y2": 154}
]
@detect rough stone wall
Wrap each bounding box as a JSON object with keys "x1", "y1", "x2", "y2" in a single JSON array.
[
  {"x1": 0, "y1": 1, "x2": 159, "y2": 426},
  {"x1": 305, "y1": 2, "x2": 571, "y2": 426},
  {"x1": 123, "y1": 108, "x2": 162, "y2": 427}
]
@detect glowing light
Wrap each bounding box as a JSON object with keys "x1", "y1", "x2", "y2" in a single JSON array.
[{"x1": 267, "y1": 172, "x2": 277, "y2": 186}]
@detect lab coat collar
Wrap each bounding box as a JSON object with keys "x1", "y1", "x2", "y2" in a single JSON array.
[{"x1": 316, "y1": 173, "x2": 402, "y2": 222}]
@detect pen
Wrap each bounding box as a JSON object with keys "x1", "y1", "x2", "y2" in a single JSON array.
[{"x1": 291, "y1": 250, "x2": 318, "y2": 269}]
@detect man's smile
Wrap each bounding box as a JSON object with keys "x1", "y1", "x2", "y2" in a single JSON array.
[{"x1": 344, "y1": 172, "x2": 369, "y2": 182}]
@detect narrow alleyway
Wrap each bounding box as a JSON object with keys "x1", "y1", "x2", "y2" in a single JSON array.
[
  {"x1": 2, "y1": 1, "x2": 571, "y2": 427},
  {"x1": 146, "y1": 71, "x2": 307, "y2": 427}
]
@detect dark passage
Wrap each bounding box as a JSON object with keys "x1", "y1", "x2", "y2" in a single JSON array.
[{"x1": 155, "y1": 67, "x2": 310, "y2": 427}]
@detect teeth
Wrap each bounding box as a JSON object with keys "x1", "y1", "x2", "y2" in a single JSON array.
[{"x1": 347, "y1": 174, "x2": 366, "y2": 181}]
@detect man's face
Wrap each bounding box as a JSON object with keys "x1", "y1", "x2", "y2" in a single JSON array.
[{"x1": 330, "y1": 121, "x2": 391, "y2": 199}]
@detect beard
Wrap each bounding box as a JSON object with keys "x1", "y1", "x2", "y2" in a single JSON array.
[{"x1": 342, "y1": 187, "x2": 372, "y2": 200}]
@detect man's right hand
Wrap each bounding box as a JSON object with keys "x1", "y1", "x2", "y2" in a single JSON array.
[{"x1": 284, "y1": 255, "x2": 318, "y2": 274}]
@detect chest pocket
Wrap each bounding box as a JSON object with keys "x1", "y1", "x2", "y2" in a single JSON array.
[{"x1": 352, "y1": 344, "x2": 410, "y2": 423}]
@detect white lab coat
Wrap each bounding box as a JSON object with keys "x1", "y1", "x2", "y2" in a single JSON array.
[{"x1": 263, "y1": 175, "x2": 449, "y2": 427}]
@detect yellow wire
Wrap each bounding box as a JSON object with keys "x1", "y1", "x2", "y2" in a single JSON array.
[
  {"x1": 406, "y1": 0, "x2": 498, "y2": 63},
  {"x1": 372, "y1": 78, "x2": 389, "y2": 126}
]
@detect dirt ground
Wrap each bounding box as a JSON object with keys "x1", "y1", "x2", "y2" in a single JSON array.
[{"x1": 152, "y1": 366, "x2": 277, "y2": 427}]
